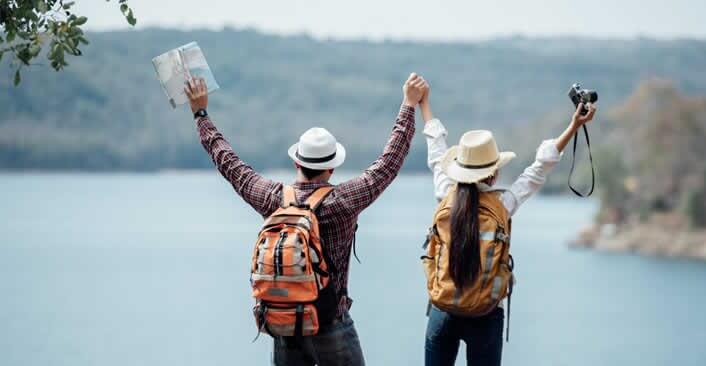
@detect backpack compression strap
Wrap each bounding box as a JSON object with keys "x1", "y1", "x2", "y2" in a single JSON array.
[{"x1": 282, "y1": 185, "x2": 297, "y2": 207}]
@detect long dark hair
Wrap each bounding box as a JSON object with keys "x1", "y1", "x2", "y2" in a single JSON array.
[{"x1": 449, "y1": 182, "x2": 481, "y2": 289}]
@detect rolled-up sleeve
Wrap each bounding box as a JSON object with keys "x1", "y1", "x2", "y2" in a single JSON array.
[
  {"x1": 423, "y1": 119, "x2": 454, "y2": 201},
  {"x1": 501, "y1": 139, "x2": 562, "y2": 216}
]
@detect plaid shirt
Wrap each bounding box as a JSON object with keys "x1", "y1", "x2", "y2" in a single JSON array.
[{"x1": 196, "y1": 105, "x2": 416, "y2": 317}]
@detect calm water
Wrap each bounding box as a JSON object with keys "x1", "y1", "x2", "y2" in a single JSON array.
[{"x1": 1, "y1": 173, "x2": 705, "y2": 366}]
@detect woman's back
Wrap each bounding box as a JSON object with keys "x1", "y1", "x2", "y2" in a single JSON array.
[{"x1": 423, "y1": 186, "x2": 513, "y2": 317}]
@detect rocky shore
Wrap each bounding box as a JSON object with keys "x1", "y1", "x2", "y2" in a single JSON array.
[{"x1": 571, "y1": 213, "x2": 706, "y2": 261}]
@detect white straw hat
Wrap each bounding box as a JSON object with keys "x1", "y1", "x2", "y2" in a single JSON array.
[
  {"x1": 288, "y1": 127, "x2": 346, "y2": 170},
  {"x1": 440, "y1": 130, "x2": 516, "y2": 183}
]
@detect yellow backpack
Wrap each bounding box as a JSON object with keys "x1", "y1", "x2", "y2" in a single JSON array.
[{"x1": 422, "y1": 186, "x2": 515, "y2": 331}]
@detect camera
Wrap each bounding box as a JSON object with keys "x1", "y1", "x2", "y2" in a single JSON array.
[{"x1": 568, "y1": 83, "x2": 598, "y2": 115}]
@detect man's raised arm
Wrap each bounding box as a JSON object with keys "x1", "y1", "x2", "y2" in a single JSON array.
[
  {"x1": 336, "y1": 73, "x2": 429, "y2": 215},
  {"x1": 186, "y1": 78, "x2": 281, "y2": 217}
]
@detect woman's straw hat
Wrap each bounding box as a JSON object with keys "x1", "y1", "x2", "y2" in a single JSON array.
[{"x1": 440, "y1": 130, "x2": 516, "y2": 183}]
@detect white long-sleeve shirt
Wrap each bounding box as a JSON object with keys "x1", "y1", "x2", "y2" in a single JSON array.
[{"x1": 423, "y1": 118, "x2": 562, "y2": 216}]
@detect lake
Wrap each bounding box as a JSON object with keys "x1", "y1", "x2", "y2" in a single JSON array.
[{"x1": 1, "y1": 173, "x2": 705, "y2": 366}]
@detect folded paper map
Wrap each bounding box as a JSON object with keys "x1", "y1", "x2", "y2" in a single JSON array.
[{"x1": 152, "y1": 42, "x2": 219, "y2": 108}]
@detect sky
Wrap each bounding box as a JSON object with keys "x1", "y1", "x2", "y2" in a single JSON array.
[{"x1": 76, "y1": 0, "x2": 706, "y2": 41}]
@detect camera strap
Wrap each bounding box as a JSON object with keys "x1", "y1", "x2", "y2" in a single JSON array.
[{"x1": 568, "y1": 124, "x2": 595, "y2": 197}]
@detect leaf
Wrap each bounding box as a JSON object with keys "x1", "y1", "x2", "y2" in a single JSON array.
[
  {"x1": 14, "y1": 70, "x2": 21, "y2": 86},
  {"x1": 74, "y1": 16, "x2": 87, "y2": 26},
  {"x1": 29, "y1": 43, "x2": 41, "y2": 57},
  {"x1": 77, "y1": 36, "x2": 89, "y2": 45},
  {"x1": 126, "y1": 11, "x2": 136, "y2": 26},
  {"x1": 63, "y1": 1, "x2": 75, "y2": 10},
  {"x1": 69, "y1": 26, "x2": 84, "y2": 36},
  {"x1": 120, "y1": 4, "x2": 128, "y2": 14},
  {"x1": 37, "y1": 1, "x2": 48, "y2": 13},
  {"x1": 17, "y1": 46, "x2": 32, "y2": 65}
]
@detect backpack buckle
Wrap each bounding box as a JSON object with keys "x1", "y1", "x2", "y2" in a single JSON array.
[
  {"x1": 495, "y1": 227, "x2": 509, "y2": 243},
  {"x1": 290, "y1": 203, "x2": 311, "y2": 210},
  {"x1": 422, "y1": 227, "x2": 433, "y2": 250}
]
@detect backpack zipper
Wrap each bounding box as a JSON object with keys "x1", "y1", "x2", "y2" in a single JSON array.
[{"x1": 274, "y1": 232, "x2": 287, "y2": 278}]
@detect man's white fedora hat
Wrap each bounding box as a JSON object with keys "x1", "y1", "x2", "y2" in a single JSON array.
[
  {"x1": 288, "y1": 127, "x2": 346, "y2": 170},
  {"x1": 440, "y1": 130, "x2": 516, "y2": 184}
]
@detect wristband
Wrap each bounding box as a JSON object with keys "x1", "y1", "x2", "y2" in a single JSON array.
[{"x1": 194, "y1": 109, "x2": 208, "y2": 119}]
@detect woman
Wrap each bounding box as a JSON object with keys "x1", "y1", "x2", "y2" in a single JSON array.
[{"x1": 419, "y1": 89, "x2": 596, "y2": 366}]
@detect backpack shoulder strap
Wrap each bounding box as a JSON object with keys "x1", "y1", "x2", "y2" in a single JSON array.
[
  {"x1": 304, "y1": 186, "x2": 334, "y2": 211},
  {"x1": 435, "y1": 189, "x2": 454, "y2": 217},
  {"x1": 282, "y1": 185, "x2": 297, "y2": 207}
]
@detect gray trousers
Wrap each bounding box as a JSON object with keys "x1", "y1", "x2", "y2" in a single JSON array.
[{"x1": 272, "y1": 313, "x2": 365, "y2": 366}]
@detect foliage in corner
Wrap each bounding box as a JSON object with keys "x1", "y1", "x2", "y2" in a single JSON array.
[{"x1": 0, "y1": 0, "x2": 136, "y2": 85}]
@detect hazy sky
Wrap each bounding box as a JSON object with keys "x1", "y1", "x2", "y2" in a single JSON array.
[{"x1": 76, "y1": 0, "x2": 706, "y2": 40}]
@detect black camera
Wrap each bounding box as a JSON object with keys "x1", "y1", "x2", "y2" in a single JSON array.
[{"x1": 568, "y1": 83, "x2": 598, "y2": 115}]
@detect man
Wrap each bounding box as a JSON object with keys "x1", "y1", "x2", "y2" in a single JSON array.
[{"x1": 184, "y1": 73, "x2": 428, "y2": 365}]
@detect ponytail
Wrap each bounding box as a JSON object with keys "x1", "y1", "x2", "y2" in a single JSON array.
[{"x1": 449, "y1": 182, "x2": 481, "y2": 289}]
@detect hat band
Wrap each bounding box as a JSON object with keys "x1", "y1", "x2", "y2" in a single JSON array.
[
  {"x1": 455, "y1": 157, "x2": 499, "y2": 169},
  {"x1": 296, "y1": 150, "x2": 337, "y2": 164}
]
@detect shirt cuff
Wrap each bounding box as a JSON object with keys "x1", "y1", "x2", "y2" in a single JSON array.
[
  {"x1": 423, "y1": 118, "x2": 447, "y2": 139},
  {"x1": 399, "y1": 104, "x2": 416, "y2": 120},
  {"x1": 536, "y1": 139, "x2": 562, "y2": 163},
  {"x1": 195, "y1": 115, "x2": 212, "y2": 128}
]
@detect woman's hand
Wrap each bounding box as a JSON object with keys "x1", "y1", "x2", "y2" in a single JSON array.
[
  {"x1": 420, "y1": 83, "x2": 434, "y2": 122},
  {"x1": 570, "y1": 102, "x2": 597, "y2": 128},
  {"x1": 556, "y1": 102, "x2": 598, "y2": 153}
]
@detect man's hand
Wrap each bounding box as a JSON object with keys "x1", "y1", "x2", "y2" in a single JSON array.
[
  {"x1": 571, "y1": 102, "x2": 597, "y2": 129},
  {"x1": 185, "y1": 77, "x2": 208, "y2": 114},
  {"x1": 402, "y1": 73, "x2": 428, "y2": 107}
]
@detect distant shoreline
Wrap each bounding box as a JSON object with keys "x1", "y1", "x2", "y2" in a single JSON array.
[{"x1": 571, "y1": 222, "x2": 706, "y2": 262}]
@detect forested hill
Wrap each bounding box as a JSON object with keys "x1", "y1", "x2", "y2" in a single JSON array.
[{"x1": 2, "y1": 28, "x2": 706, "y2": 172}]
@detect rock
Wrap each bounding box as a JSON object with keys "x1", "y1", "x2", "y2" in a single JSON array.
[
  {"x1": 569, "y1": 224, "x2": 600, "y2": 248},
  {"x1": 575, "y1": 221, "x2": 706, "y2": 261}
]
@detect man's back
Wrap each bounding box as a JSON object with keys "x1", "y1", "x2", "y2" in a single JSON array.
[
  {"x1": 265, "y1": 181, "x2": 362, "y2": 316},
  {"x1": 208, "y1": 102, "x2": 416, "y2": 316}
]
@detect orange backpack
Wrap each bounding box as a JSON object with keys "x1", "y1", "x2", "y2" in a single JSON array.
[
  {"x1": 251, "y1": 186, "x2": 338, "y2": 339},
  {"x1": 422, "y1": 187, "x2": 515, "y2": 338}
]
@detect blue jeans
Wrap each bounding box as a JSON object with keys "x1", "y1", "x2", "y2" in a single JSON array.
[
  {"x1": 272, "y1": 312, "x2": 365, "y2": 366},
  {"x1": 425, "y1": 305, "x2": 504, "y2": 366}
]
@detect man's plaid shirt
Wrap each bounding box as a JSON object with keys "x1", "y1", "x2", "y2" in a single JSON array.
[{"x1": 196, "y1": 105, "x2": 416, "y2": 317}]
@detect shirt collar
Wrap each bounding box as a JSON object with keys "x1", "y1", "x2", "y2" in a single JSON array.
[{"x1": 477, "y1": 182, "x2": 493, "y2": 191}]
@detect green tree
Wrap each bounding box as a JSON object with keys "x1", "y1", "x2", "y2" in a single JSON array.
[
  {"x1": 680, "y1": 168, "x2": 706, "y2": 229},
  {"x1": 0, "y1": 0, "x2": 136, "y2": 85}
]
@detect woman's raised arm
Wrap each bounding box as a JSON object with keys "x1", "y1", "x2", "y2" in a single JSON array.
[{"x1": 420, "y1": 91, "x2": 454, "y2": 202}]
